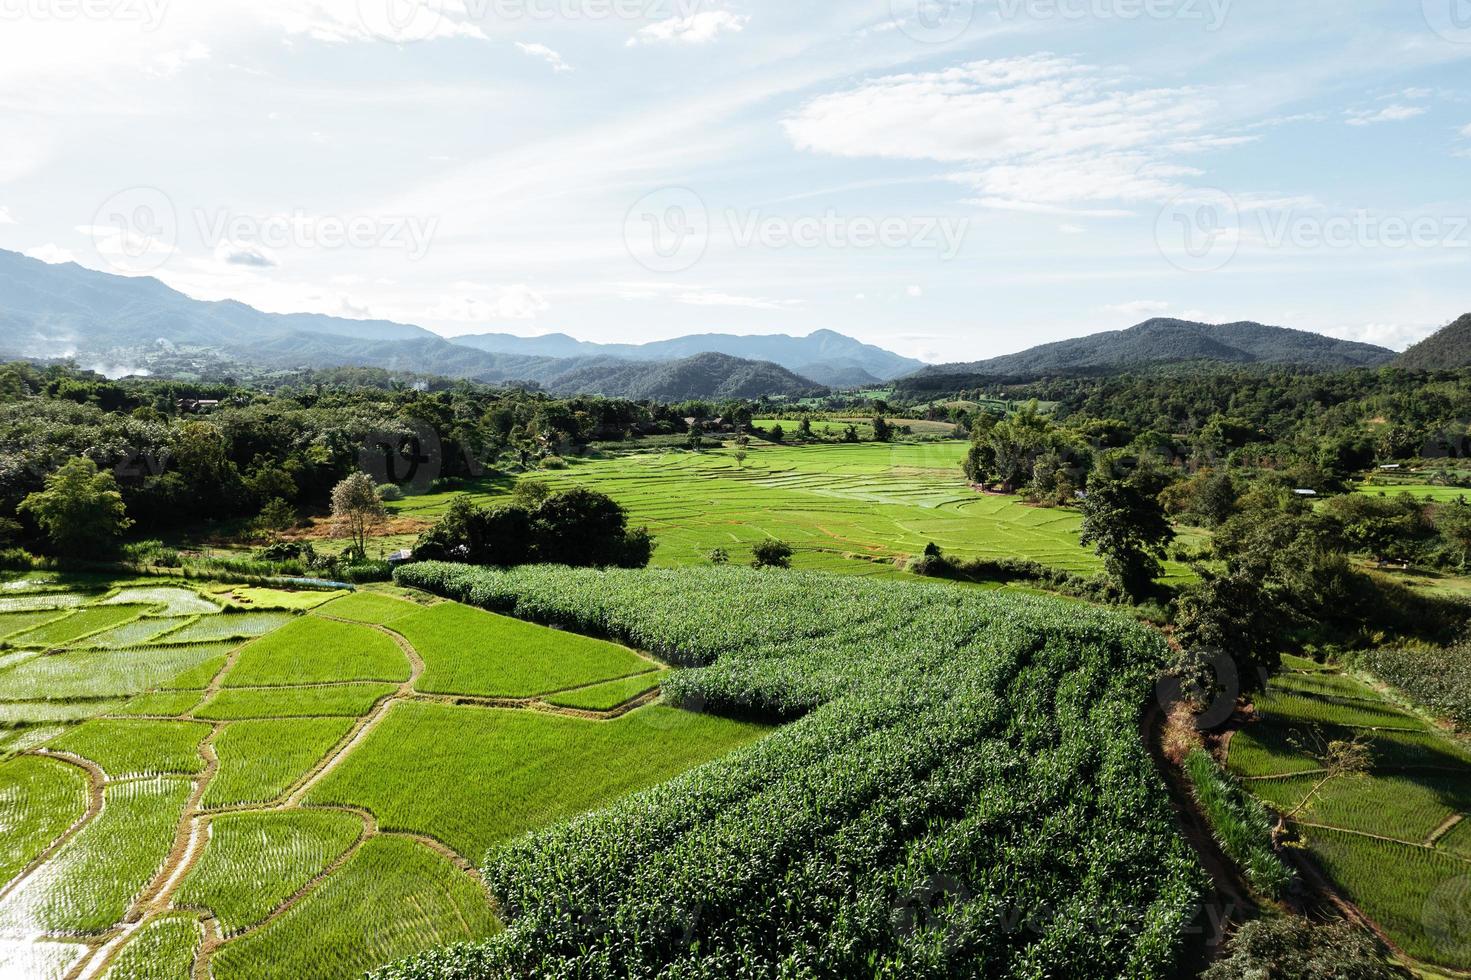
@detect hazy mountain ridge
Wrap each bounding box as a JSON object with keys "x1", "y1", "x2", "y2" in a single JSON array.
[
  {"x1": 449, "y1": 328, "x2": 923, "y2": 381},
  {"x1": 908, "y1": 318, "x2": 1396, "y2": 383},
  {"x1": 0, "y1": 250, "x2": 860, "y2": 397},
  {"x1": 1396, "y1": 314, "x2": 1471, "y2": 370}
]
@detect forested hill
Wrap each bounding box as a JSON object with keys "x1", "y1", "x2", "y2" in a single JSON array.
[
  {"x1": 903, "y1": 318, "x2": 1395, "y2": 388},
  {"x1": 1397, "y1": 314, "x2": 1471, "y2": 370},
  {"x1": 540, "y1": 352, "x2": 826, "y2": 400}
]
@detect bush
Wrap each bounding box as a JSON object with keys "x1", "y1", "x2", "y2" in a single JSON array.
[
  {"x1": 1182, "y1": 749, "x2": 1294, "y2": 898},
  {"x1": 1356, "y1": 643, "x2": 1471, "y2": 730},
  {"x1": 377, "y1": 483, "x2": 405, "y2": 502},
  {"x1": 340, "y1": 560, "x2": 393, "y2": 584},
  {"x1": 707, "y1": 548, "x2": 730, "y2": 565},
  {"x1": 750, "y1": 539, "x2": 793, "y2": 569},
  {"x1": 0, "y1": 548, "x2": 34, "y2": 571},
  {"x1": 1203, "y1": 917, "x2": 1399, "y2": 980},
  {"x1": 539, "y1": 456, "x2": 568, "y2": 470},
  {"x1": 121, "y1": 539, "x2": 183, "y2": 567},
  {"x1": 413, "y1": 488, "x2": 653, "y2": 570}
]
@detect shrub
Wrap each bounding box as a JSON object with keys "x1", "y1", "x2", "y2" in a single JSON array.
[
  {"x1": 0, "y1": 548, "x2": 34, "y2": 571},
  {"x1": 376, "y1": 483, "x2": 405, "y2": 502},
  {"x1": 1203, "y1": 917, "x2": 1398, "y2": 980},
  {"x1": 1183, "y1": 749, "x2": 1294, "y2": 899},
  {"x1": 750, "y1": 539, "x2": 792, "y2": 569},
  {"x1": 707, "y1": 548, "x2": 729, "y2": 565}
]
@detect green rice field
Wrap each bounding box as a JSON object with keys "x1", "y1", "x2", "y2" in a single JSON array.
[
  {"x1": 1228, "y1": 654, "x2": 1471, "y2": 971},
  {"x1": 0, "y1": 574, "x2": 765, "y2": 978},
  {"x1": 384, "y1": 442, "x2": 1174, "y2": 578}
]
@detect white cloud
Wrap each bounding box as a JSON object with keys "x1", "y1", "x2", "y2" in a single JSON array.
[
  {"x1": 23, "y1": 244, "x2": 75, "y2": 265},
  {"x1": 1461, "y1": 123, "x2": 1471, "y2": 138},
  {"x1": 783, "y1": 55, "x2": 1218, "y2": 211},
  {"x1": 429, "y1": 285, "x2": 550, "y2": 323},
  {"x1": 147, "y1": 41, "x2": 211, "y2": 78},
  {"x1": 267, "y1": 0, "x2": 487, "y2": 45},
  {"x1": 1102, "y1": 300, "x2": 1171, "y2": 318},
  {"x1": 516, "y1": 42, "x2": 572, "y2": 74},
  {"x1": 1345, "y1": 105, "x2": 1427, "y2": 126},
  {"x1": 0, "y1": 206, "x2": 13, "y2": 225},
  {"x1": 675, "y1": 290, "x2": 798, "y2": 311},
  {"x1": 628, "y1": 11, "x2": 749, "y2": 46},
  {"x1": 1320, "y1": 322, "x2": 1437, "y2": 351},
  {"x1": 907, "y1": 285, "x2": 923, "y2": 298},
  {"x1": 214, "y1": 241, "x2": 279, "y2": 268}
]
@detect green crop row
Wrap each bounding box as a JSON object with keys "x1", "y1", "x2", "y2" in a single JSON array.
[
  {"x1": 1182, "y1": 750, "x2": 1294, "y2": 898},
  {"x1": 1356, "y1": 643, "x2": 1471, "y2": 731},
  {"x1": 379, "y1": 562, "x2": 1205, "y2": 980}
]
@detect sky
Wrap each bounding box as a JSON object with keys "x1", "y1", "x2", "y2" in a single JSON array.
[{"x1": 1, "y1": 0, "x2": 1469, "y2": 363}]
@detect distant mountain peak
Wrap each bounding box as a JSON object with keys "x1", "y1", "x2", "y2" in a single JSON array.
[{"x1": 1396, "y1": 313, "x2": 1471, "y2": 370}]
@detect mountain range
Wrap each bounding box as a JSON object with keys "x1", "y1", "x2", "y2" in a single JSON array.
[
  {"x1": 0, "y1": 249, "x2": 898, "y2": 398},
  {"x1": 899, "y1": 318, "x2": 1398, "y2": 391}
]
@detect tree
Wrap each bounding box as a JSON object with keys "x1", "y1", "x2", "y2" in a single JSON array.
[
  {"x1": 842, "y1": 425, "x2": 860, "y2": 444},
  {"x1": 751, "y1": 539, "x2": 793, "y2": 569},
  {"x1": 19, "y1": 457, "x2": 133, "y2": 557},
  {"x1": 798, "y1": 417, "x2": 813, "y2": 439},
  {"x1": 708, "y1": 547, "x2": 730, "y2": 565},
  {"x1": 1078, "y1": 475, "x2": 1175, "y2": 599},
  {"x1": 1203, "y1": 917, "x2": 1396, "y2": 980},
  {"x1": 872, "y1": 416, "x2": 892, "y2": 442},
  {"x1": 1438, "y1": 501, "x2": 1471, "y2": 569},
  {"x1": 256, "y1": 498, "x2": 298, "y2": 535},
  {"x1": 769, "y1": 424, "x2": 785, "y2": 443},
  {"x1": 331, "y1": 472, "x2": 386, "y2": 561},
  {"x1": 734, "y1": 447, "x2": 748, "y2": 469}
]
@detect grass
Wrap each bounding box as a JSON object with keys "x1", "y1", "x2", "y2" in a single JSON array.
[
  {"x1": 176, "y1": 810, "x2": 363, "y2": 935},
  {"x1": 101, "y1": 914, "x2": 203, "y2": 980},
  {"x1": 544, "y1": 671, "x2": 666, "y2": 711},
  {"x1": 0, "y1": 776, "x2": 192, "y2": 934},
  {"x1": 222, "y1": 618, "x2": 409, "y2": 688},
  {"x1": 395, "y1": 603, "x2": 652, "y2": 699},
  {"x1": 0, "y1": 701, "x2": 124, "y2": 725},
  {"x1": 208, "y1": 585, "x2": 347, "y2": 611},
  {"x1": 0, "y1": 609, "x2": 69, "y2": 640},
  {"x1": 1182, "y1": 749, "x2": 1294, "y2": 898},
  {"x1": 383, "y1": 442, "x2": 1181, "y2": 579},
  {"x1": 76, "y1": 616, "x2": 196, "y2": 649},
  {"x1": 164, "y1": 611, "x2": 296, "y2": 644},
  {"x1": 306, "y1": 701, "x2": 771, "y2": 861},
  {"x1": 316, "y1": 593, "x2": 423, "y2": 625},
  {"x1": 48, "y1": 719, "x2": 210, "y2": 778},
  {"x1": 0, "y1": 756, "x2": 90, "y2": 885},
  {"x1": 0, "y1": 643, "x2": 235, "y2": 700},
  {"x1": 10, "y1": 605, "x2": 148, "y2": 648},
  {"x1": 102, "y1": 587, "x2": 220, "y2": 616},
  {"x1": 196, "y1": 684, "x2": 398, "y2": 721},
  {"x1": 209, "y1": 836, "x2": 500, "y2": 980},
  {"x1": 1229, "y1": 659, "x2": 1471, "y2": 971},
  {"x1": 204, "y1": 718, "x2": 356, "y2": 809},
  {"x1": 114, "y1": 690, "x2": 206, "y2": 717},
  {"x1": 1303, "y1": 827, "x2": 1471, "y2": 968}
]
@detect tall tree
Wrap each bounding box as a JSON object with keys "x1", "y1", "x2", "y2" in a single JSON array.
[
  {"x1": 331, "y1": 472, "x2": 386, "y2": 561},
  {"x1": 1078, "y1": 475, "x2": 1175, "y2": 599},
  {"x1": 19, "y1": 457, "x2": 133, "y2": 557}
]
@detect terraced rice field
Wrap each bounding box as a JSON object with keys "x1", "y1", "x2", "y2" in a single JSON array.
[
  {"x1": 387, "y1": 442, "x2": 1137, "y2": 577},
  {"x1": 0, "y1": 577, "x2": 766, "y2": 978},
  {"x1": 1228, "y1": 654, "x2": 1471, "y2": 971}
]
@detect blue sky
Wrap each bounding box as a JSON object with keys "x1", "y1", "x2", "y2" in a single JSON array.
[{"x1": 1, "y1": 0, "x2": 1469, "y2": 362}]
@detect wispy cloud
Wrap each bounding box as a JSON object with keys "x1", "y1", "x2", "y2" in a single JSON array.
[
  {"x1": 516, "y1": 42, "x2": 573, "y2": 74},
  {"x1": 628, "y1": 10, "x2": 749, "y2": 46},
  {"x1": 1345, "y1": 104, "x2": 1427, "y2": 126}
]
